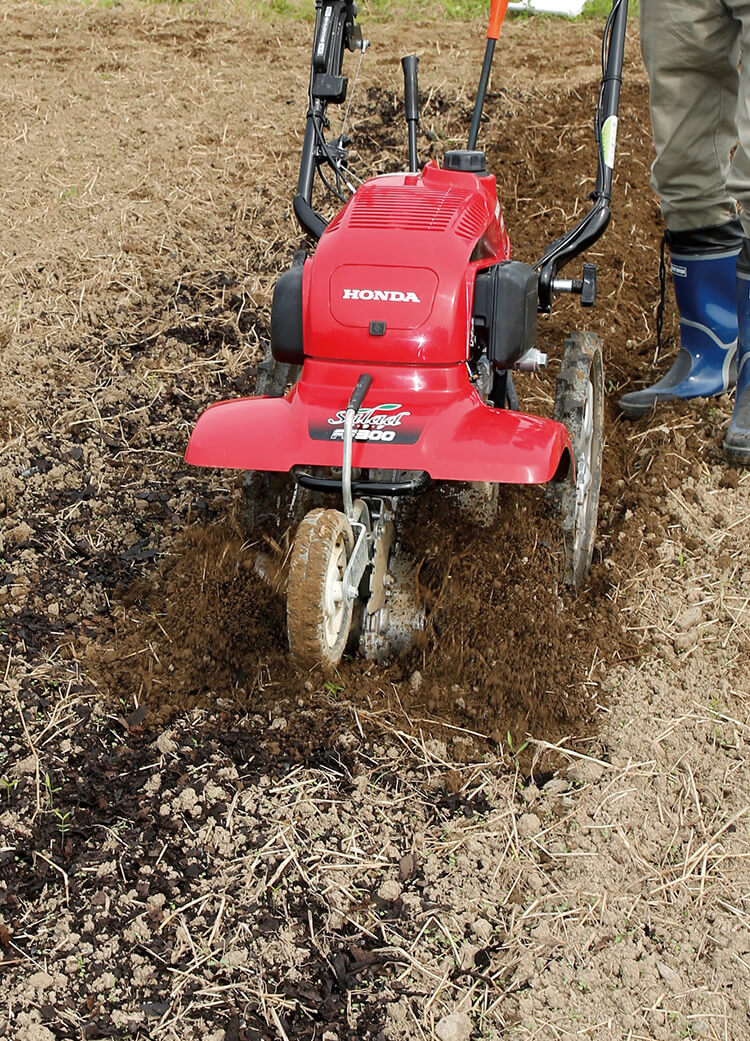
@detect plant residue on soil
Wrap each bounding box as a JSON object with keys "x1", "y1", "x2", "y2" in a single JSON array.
[{"x1": 1, "y1": 4, "x2": 749, "y2": 1041}]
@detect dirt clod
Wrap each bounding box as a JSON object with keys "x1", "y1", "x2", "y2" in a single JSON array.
[{"x1": 436, "y1": 1012, "x2": 474, "y2": 1041}]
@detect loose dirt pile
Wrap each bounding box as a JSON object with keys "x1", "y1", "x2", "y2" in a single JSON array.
[
  {"x1": 1, "y1": 3, "x2": 748, "y2": 1040},
  {"x1": 87, "y1": 482, "x2": 627, "y2": 759}
]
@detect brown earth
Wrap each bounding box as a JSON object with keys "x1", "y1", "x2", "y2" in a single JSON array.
[{"x1": 1, "y1": 3, "x2": 749, "y2": 1041}]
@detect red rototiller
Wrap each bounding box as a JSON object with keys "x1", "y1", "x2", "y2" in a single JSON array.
[{"x1": 186, "y1": 0, "x2": 628, "y2": 669}]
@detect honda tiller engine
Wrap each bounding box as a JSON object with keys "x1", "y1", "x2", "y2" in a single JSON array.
[{"x1": 186, "y1": 0, "x2": 628, "y2": 669}]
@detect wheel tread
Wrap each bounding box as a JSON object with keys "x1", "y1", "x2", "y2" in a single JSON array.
[
  {"x1": 287, "y1": 509, "x2": 354, "y2": 671},
  {"x1": 547, "y1": 331, "x2": 604, "y2": 590}
]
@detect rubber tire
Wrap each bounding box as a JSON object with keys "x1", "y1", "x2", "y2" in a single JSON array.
[
  {"x1": 255, "y1": 351, "x2": 301, "y2": 398},
  {"x1": 287, "y1": 509, "x2": 355, "y2": 671},
  {"x1": 547, "y1": 331, "x2": 604, "y2": 591}
]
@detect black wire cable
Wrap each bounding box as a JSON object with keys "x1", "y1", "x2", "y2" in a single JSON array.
[
  {"x1": 309, "y1": 84, "x2": 363, "y2": 206},
  {"x1": 317, "y1": 159, "x2": 348, "y2": 203}
]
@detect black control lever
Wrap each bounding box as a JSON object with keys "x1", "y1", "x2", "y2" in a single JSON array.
[
  {"x1": 347, "y1": 373, "x2": 373, "y2": 413},
  {"x1": 401, "y1": 55, "x2": 420, "y2": 173}
]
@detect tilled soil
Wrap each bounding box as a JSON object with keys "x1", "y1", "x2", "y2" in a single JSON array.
[{"x1": 1, "y1": 4, "x2": 749, "y2": 1040}]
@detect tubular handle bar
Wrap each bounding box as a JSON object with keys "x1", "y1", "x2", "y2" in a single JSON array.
[
  {"x1": 293, "y1": 0, "x2": 628, "y2": 323},
  {"x1": 535, "y1": 0, "x2": 628, "y2": 311},
  {"x1": 295, "y1": 0, "x2": 361, "y2": 240}
]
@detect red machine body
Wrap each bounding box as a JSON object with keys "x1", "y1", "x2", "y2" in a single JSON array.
[{"x1": 186, "y1": 161, "x2": 574, "y2": 484}]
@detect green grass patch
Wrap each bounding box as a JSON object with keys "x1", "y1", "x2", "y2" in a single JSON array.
[
  {"x1": 258, "y1": 0, "x2": 640, "y2": 23},
  {"x1": 581, "y1": 0, "x2": 638, "y2": 18},
  {"x1": 500, "y1": 0, "x2": 638, "y2": 23},
  {"x1": 42, "y1": 0, "x2": 637, "y2": 23}
]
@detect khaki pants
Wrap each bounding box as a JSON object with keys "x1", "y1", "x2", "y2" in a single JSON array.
[{"x1": 640, "y1": 0, "x2": 750, "y2": 236}]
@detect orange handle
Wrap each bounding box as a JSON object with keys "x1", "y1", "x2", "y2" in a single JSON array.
[{"x1": 487, "y1": 0, "x2": 510, "y2": 39}]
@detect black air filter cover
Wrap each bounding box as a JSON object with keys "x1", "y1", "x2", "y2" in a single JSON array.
[
  {"x1": 271, "y1": 265, "x2": 305, "y2": 366},
  {"x1": 473, "y1": 261, "x2": 538, "y2": 369}
]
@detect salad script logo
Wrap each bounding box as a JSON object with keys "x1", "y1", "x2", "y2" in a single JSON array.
[
  {"x1": 328, "y1": 403, "x2": 411, "y2": 442},
  {"x1": 308, "y1": 403, "x2": 421, "y2": 444}
]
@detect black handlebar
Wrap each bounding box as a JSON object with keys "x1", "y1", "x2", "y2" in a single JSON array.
[
  {"x1": 401, "y1": 55, "x2": 420, "y2": 173},
  {"x1": 536, "y1": 0, "x2": 628, "y2": 310},
  {"x1": 295, "y1": 0, "x2": 362, "y2": 239}
]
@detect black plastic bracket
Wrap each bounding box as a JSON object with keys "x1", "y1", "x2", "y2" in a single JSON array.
[
  {"x1": 313, "y1": 73, "x2": 348, "y2": 103},
  {"x1": 295, "y1": 472, "x2": 430, "y2": 496}
]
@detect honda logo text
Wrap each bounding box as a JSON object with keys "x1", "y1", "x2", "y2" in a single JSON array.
[{"x1": 342, "y1": 289, "x2": 421, "y2": 303}]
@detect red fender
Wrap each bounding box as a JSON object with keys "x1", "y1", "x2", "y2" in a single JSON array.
[{"x1": 186, "y1": 360, "x2": 573, "y2": 486}]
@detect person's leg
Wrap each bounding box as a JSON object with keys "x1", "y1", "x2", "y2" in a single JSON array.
[
  {"x1": 724, "y1": 243, "x2": 750, "y2": 464},
  {"x1": 643, "y1": 0, "x2": 740, "y2": 230},
  {"x1": 723, "y1": 2, "x2": 750, "y2": 463},
  {"x1": 726, "y1": 1, "x2": 750, "y2": 241},
  {"x1": 618, "y1": 0, "x2": 742, "y2": 417}
]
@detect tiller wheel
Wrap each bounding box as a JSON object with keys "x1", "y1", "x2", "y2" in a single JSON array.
[
  {"x1": 547, "y1": 331, "x2": 604, "y2": 589},
  {"x1": 287, "y1": 508, "x2": 355, "y2": 668}
]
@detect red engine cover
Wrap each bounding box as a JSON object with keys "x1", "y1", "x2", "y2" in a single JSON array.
[
  {"x1": 304, "y1": 161, "x2": 510, "y2": 366},
  {"x1": 186, "y1": 162, "x2": 575, "y2": 488}
]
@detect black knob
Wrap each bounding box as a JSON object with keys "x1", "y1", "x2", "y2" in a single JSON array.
[{"x1": 581, "y1": 263, "x2": 597, "y2": 307}]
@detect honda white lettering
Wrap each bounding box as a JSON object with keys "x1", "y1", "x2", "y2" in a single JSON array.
[{"x1": 342, "y1": 289, "x2": 421, "y2": 303}]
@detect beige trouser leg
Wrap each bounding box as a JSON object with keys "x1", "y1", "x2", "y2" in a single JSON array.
[{"x1": 640, "y1": 0, "x2": 750, "y2": 237}]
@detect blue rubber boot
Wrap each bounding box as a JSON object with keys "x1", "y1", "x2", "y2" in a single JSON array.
[
  {"x1": 723, "y1": 240, "x2": 750, "y2": 466},
  {"x1": 619, "y1": 221, "x2": 743, "y2": 418}
]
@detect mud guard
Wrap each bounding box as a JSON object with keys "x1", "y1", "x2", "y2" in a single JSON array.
[{"x1": 185, "y1": 361, "x2": 574, "y2": 486}]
